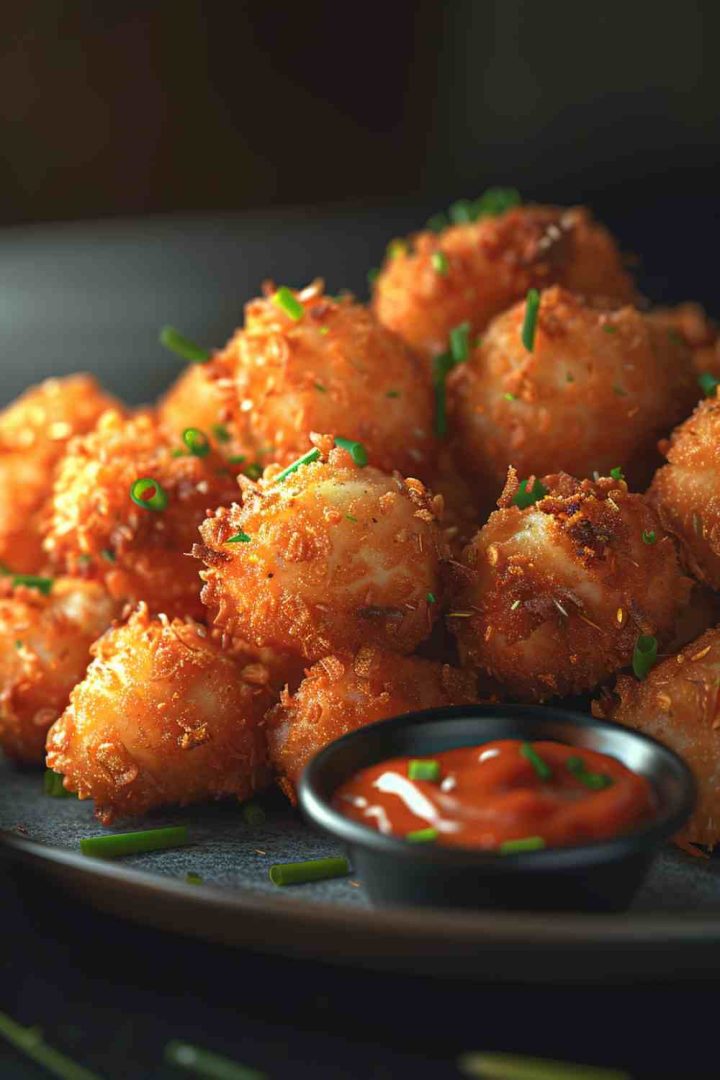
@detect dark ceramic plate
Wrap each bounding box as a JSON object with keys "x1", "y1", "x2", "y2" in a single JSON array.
[{"x1": 1, "y1": 205, "x2": 719, "y2": 984}]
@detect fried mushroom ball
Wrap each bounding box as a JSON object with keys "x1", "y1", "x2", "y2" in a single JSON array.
[
  {"x1": 46, "y1": 605, "x2": 273, "y2": 822},
  {"x1": 648, "y1": 302, "x2": 718, "y2": 378},
  {"x1": 649, "y1": 393, "x2": 720, "y2": 590},
  {"x1": 0, "y1": 577, "x2": 117, "y2": 763},
  {"x1": 265, "y1": 646, "x2": 478, "y2": 793},
  {"x1": 0, "y1": 375, "x2": 121, "y2": 573},
  {"x1": 195, "y1": 438, "x2": 446, "y2": 663},
  {"x1": 373, "y1": 204, "x2": 635, "y2": 358},
  {"x1": 209, "y1": 281, "x2": 435, "y2": 478},
  {"x1": 448, "y1": 470, "x2": 690, "y2": 702},
  {"x1": 447, "y1": 287, "x2": 698, "y2": 494},
  {"x1": 43, "y1": 410, "x2": 238, "y2": 619},
  {"x1": 157, "y1": 363, "x2": 252, "y2": 473},
  {"x1": 593, "y1": 627, "x2": 720, "y2": 849}
]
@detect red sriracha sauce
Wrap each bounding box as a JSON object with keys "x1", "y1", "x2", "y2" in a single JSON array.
[{"x1": 333, "y1": 739, "x2": 655, "y2": 851}]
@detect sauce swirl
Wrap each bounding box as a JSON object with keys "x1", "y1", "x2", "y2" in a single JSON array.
[{"x1": 333, "y1": 739, "x2": 655, "y2": 851}]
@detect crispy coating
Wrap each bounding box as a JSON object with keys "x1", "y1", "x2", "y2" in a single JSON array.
[
  {"x1": 593, "y1": 627, "x2": 720, "y2": 848},
  {"x1": 373, "y1": 204, "x2": 635, "y2": 358},
  {"x1": 428, "y1": 445, "x2": 485, "y2": 557},
  {"x1": 195, "y1": 442, "x2": 446, "y2": 662},
  {"x1": 0, "y1": 577, "x2": 117, "y2": 763},
  {"x1": 43, "y1": 410, "x2": 238, "y2": 619},
  {"x1": 0, "y1": 375, "x2": 121, "y2": 573},
  {"x1": 649, "y1": 394, "x2": 720, "y2": 590},
  {"x1": 46, "y1": 605, "x2": 273, "y2": 822},
  {"x1": 158, "y1": 363, "x2": 252, "y2": 473},
  {"x1": 209, "y1": 281, "x2": 435, "y2": 478},
  {"x1": 265, "y1": 646, "x2": 479, "y2": 791},
  {"x1": 448, "y1": 470, "x2": 690, "y2": 701},
  {"x1": 648, "y1": 302, "x2": 719, "y2": 377},
  {"x1": 448, "y1": 287, "x2": 698, "y2": 494}
]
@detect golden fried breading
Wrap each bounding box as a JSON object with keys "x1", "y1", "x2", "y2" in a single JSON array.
[
  {"x1": 195, "y1": 440, "x2": 446, "y2": 662},
  {"x1": 209, "y1": 281, "x2": 435, "y2": 478},
  {"x1": 157, "y1": 363, "x2": 252, "y2": 473},
  {"x1": 448, "y1": 287, "x2": 697, "y2": 494},
  {"x1": 43, "y1": 410, "x2": 238, "y2": 619},
  {"x1": 372, "y1": 204, "x2": 635, "y2": 358},
  {"x1": 46, "y1": 604, "x2": 273, "y2": 822},
  {"x1": 592, "y1": 627, "x2": 720, "y2": 848},
  {"x1": 265, "y1": 646, "x2": 478, "y2": 792},
  {"x1": 648, "y1": 302, "x2": 719, "y2": 378},
  {"x1": 428, "y1": 445, "x2": 484, "y2": 558},
  {"x1": 448, "y1": 470, "x2": 690, "y2": 701},
  {"x1": 649, "y1": 394, "x2": 720, "y2": 590},
  {"x1": 0, "y1": 577, "x2": 117, "y2": 763},
  {"x1": 0, "y1": 375, "x2": 121, "y2": 573}
]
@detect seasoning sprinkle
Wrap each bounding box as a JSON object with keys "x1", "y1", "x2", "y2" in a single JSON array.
[
  {"x1": 159, "y1": 326, "x2": 210, "y2": 364},
  {"x1": 633, "y1": 635, "x2": 658, "y2": 680},
  {"x1": 521, "y1": 289, "x2": 541, "y2": 351},
  {"x1": 269, "y1": 856, "x2": 350, "y2": 886},
  {"x1": 272, "y1": 286, "x2": 304, "y2": 321},
  {"x1": 273, "y1": 447, "x2": 321, "y2": 483}
]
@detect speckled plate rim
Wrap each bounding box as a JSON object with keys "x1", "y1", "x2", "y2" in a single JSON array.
[{"x1": 3, "y1": 828, "x2": 720, "y2": 983}]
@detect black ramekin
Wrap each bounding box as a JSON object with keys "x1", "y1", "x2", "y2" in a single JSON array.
[{"x1": 298, "y1": 704, "x2": 695, "y2": 913}]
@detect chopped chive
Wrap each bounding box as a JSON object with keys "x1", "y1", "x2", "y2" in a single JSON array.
[
  {"x1": 164, "y1": 1040, "x2": 266, "y2": 1080},
  {"x1": 426, "y1": 213, "x2": 448, "y2": 233},
  {"x1": 520, "y1": 742, "x2": 552, "y2": 781},
  {"x1": 474, "y1": 336, "x2": 483, "y2": 349},
  {"x1": 566, "y1": 756, "x2": 613, "y2": 791},
  {"x1": 472, "y1": 186, "x2": 522, "y2": 219},
  {"x1": 314, "y1": 381, "x2": 327, "y2": 392},
  {"x1": 698, "y1": 372, "x2": 720, "y2": 398},
  {"x1": 319, "y1": 326, "x2": 330, "y2": 336},
  {"x1": 159, "y1": 326, "x2": 210, "y2": 364},
  {"x1": 499, "y1": 836, "x2": 546, "y2": 854},
  {"x1": 503, "y1": 392, "x2": 517, "y2": 401},
  {"x1": 101, "y1": 548, "x2": 116, "y2": 563},
  {"x1": 226, "y1": 531, "x2": 251, "y2": 544},
  {"x1": 609, "y1": 466, "x2": 624, "y2": 481},
  {"x1": 0, "y1": 1010, "x2": 102, "y2": 1080},
  {"x1": 449, "y1": 198, "x2": 474, "y2": 224},
  {"x1": 8, "y1": 574, "x2": 54, "y2": 595},
  {"x1": 408, "y1": 759, "x2": 441, "y2": 782},
  {"x1": 211, "y1": 424, "x2": 231, "y2": 444},
  {"x1": 521, "y1": 288, "x2": 541, "y2": 352},
  {"x1": 667, "y1": 328, "x2": 685, "y2": 346},
  {"x1": 612, "y1": 384, "x2": 627, "y2": 397},
  {"x1": 241, "y1": 800, "x2": 266, "y2": 826},
  {"x1": 130, "y1": 477, "x2": 168, "y2": 512},
  {"x1": 170, "y1": 448, "x2": 186, "y2": 458},
  {"x1": 227, "y1": 454, "x2": 246, "y2": 465},
  {"x1": 273, "y1": 447, "x2": 321, "y2": 483},
  {"x1": 427, "y1": 591, "x2": 436, "y2": 604},
  {"x1": 386, "y1": 389, "x2": 401, "y2": 398},
  {"x1": 80, "y1": 825, "x2": 189, "y2": 859},
  {"x1": 602, "y1": 324, "x2": 619, "y2": 334},
  {"x1": 566, "y1": 372, "x2": 574, "y2": 383},
  {"x1": 642, "y1": 529, "x2": 656, "y2": 545},
  {"x1": 406, "y1": 827, "x2": 438, "y2": 843},
  {"x1": 512, "y1": 477, "x2": 548, "y2": 510},
  {"x1": 633, "y1": 634, "x2": 658, "y2": 680},
  {"x1": 244, "y1": 463, "x2": 263, "y2": 480},
  {"x1": 186, "y1": 872, "x2": 203, "y2": 885},
  {"x1": 345, "y1": 513, "x2": 357, "y2": 523},
  {"x1": 14, "y1": 640, "x2": 22, "y2": 650},
  {"x1": 335, "y1": 437, "x2": 368, "y2": 466},
  {"x1": 272, "y1": 286, "x2": 304, "y2": 321},
  {"x1": 182, "y1": 427, "x2": 211, "y2": 457},
  {"x1": 431, "y1": 251, "x2": 449, "y2": 275},
  {"x1": 43, "y1": 770, "x2": 74, "y2": 798},
  {"x1": 450, "y1": 321, "x2": 471, "y2": 364},
  {"x1": 367, "y1": 267, "x2": 379, "y2": 287},
  {"x1": 458, "y1": 1050, "x2": 631, "y2": 1080},
  {"x1": 269, "y1": 856, "x2": 350, "y2": 886},
  {"x1": 386, "y1": 239, "x2": 407, "y2": 259}
]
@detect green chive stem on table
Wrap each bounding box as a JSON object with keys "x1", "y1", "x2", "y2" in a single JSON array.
[
  {"x1": 80, "y1": 825, "x2": 189, "y2": 859},
  {"x1": 165, "y1": 1040, "x2": 267, "y2": 1080},
  {"x1": 0, "y1": 1010, "x2": 102, "y2": 1080},
  {"x1": 457, "y1": 1050, "x2": 630, "y2": 1080},
  {"x1": 269, "y1": 856, "x2": 350, "y2": 886}
]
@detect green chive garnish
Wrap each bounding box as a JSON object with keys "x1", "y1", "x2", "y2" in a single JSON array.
[
  {"x1": 159, "y1": 326, "x2": 210, "y2": 364},
  {"x1": 314, "y1": 381, "x2": 327, "y2": 392},
  {"x1": 211, "y1": 424, "x2": 231, "y2": 443},
  {"x1": 226, "y1": 531, "x2": 251, "y2": 544},
  {"x1": 8, "y1": 574, "x2": 54, "y2": 595},
  {"x1": 130, "y1": 477, "x2": 168, "y2": 512},
  {"x1": 408, "y1": 759, "x2": 441, "y2": 782},
  {"x1": 609, "y1": 466, "x2": 624, "y2": 481},
  {"x1": 272, "y1": 286, "x2": 304, "y2": 321},
  {"x1": 164, "y1": 1041, "x2": 266, "y2": 1080},
  {"x1": 503, "y1": 392, "x2": 517, "y2": 401},
  {"x1": 431, "y1": 251, "x2": 449, "y2": 275},
  {"x1": 458, "y1": 1051, "x2": 630, "y2": 1080},
  {"x1": 182, "y1": 427, "x2": 211, "y2": 457},
  {"x1": 0, "y1": 1010, "x2": 102, "y2": 1080},
  {"x1": 406, "y1": 827, "x2": 438, "y2": 843},
  {"x1": 244, "y1": 463, "x2": 263, "y2": 480},
  {"x1": 43, "y1": 770, "x2": 74, "y2": 798},
  {"x1": 566, "y1": 756, "x2": 612, "y2": 791},
  {"x1": 602, "y1": 324, "x2": 619, "y2": 334},
  {"x1": 472, "y1": 186, "x2": 522, "y2": 218},
  {"x1": 269, "y1": 856, "x2": 350, "y2": 886},
  {"x1": 667, "y1": 328, "x2": 685, "y2": 346},
  {"x1": 319, "y1": 326, "x2": 330, "y2": 336},
  {"x1": 642, "y1": 529, "x2": 656, "y2": 545},
  {"x1": 520, "y1": 742, "x2": 552, "y2": 781},
  {"x1": 335, "y1": 437, "x2": 368, "y2": 466},
  {"x1": 449, "y1": 198, "x2": 474, "y2": 224},
  {"x1": 521, "y1": 288, "x2": 541, "y2": 352},
  {"x1": 427, "y1": 591, "x2": 436, "y2": 604},
  {"x1": 273, "y1": 447, "x2": 321, "y2": 483},
  {"x1": 426, "y1": 213, "x2": 448, "y2": 233},
  {"x1": 186, "y1": 872, "x2": 203, "y2": 885},
  {"x1": 632, "y1": 634, "x2": 658, "y2": 680},
  {"x1": 367, "y1": 267, "x2": 379, "y2": 286},
  {"x1": 387, "y1": 239, "x2": 407, "y2": 259},
  {"x1": 499, "y1": 836, "x2": 546, "y2": 855},
  {"x1": 241, "y1": 800, "x2": 266, "y2": 826},
  {"x1": 14, "y1": 640, "x2": 22, "y2": 650},
  {"x1": 386, "y1": 389, "x2": 401, "y2": 398},
  {"x1": 450, "y1": 321, "x2": 471, "y2": 364},
  {"x1": 698, "y1": 372, "x2": 720, "y2": 398},
  {"x1": 227, "y1": 454, "x2": 246, "y2": 465},
  {"x1": 512, "y1": 478, "x2": 548, "y2": 510},
  {"x1": 612, "y1": 384, "x2": 627, "y2": 397},
  {"x1": 80, "y1": 825, "x2": 189, "y2": 859}
]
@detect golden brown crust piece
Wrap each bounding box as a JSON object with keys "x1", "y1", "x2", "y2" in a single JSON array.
[
  {"x1": 448, "y1": 470, "x2": 691, "y2": 701},
  {"x1": 265, "y1": 646, "x2": 479, "y2": 790},
  {"x1": 157, "y1": 363, "x2": 253, "y2": 474},
  {"x1": 649, "y1": 393, "x2": 720, "y2": 590},
  {"x1": 46, "y1": 604, "x2": 274, "y2": 822},
  {"x1": 0, "y1": 577, "x2": 117, "y2": 763},
  {"x1": 208, "y1": 281, "x2": 435, "y2": 479},
  {"x1": 0, "y1": 375, "x2": 121, "y2": 573},
  {"x1": 592, "y1": 627, "x2": 720, "y2": 849},
  {"x1": 372, "y1": 204, "x2": 635, "y2": 358},
  {"x1": 43, "y1": 410, "x2": 239, "y2": 620},
  {"x1": 195, "y1": 443, "x2": 446, "y2": 662},
  {"x1": 448, "y1": 286, "x2": 698, "y2": 494}
]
